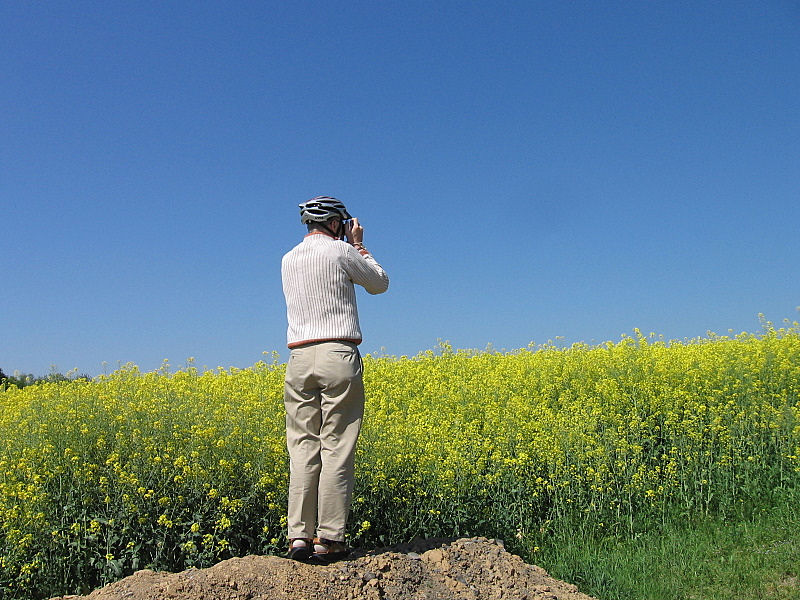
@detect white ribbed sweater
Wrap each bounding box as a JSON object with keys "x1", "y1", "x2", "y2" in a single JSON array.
[{"x1": 281, "y1": 232, "x2": 389, "y2": 348}]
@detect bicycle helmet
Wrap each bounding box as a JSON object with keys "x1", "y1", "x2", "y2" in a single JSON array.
[{"x1": 299, "y1": 196, "x2": 352, "y2": 224}]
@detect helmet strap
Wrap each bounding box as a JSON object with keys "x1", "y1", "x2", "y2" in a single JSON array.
[{"x1": 319, "y1": 219, "x2": 343, "y2": 240}]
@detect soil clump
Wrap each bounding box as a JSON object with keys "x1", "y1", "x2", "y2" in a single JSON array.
[{"x1": 50, "y1": 537, "x2": 597, "y2": 600}]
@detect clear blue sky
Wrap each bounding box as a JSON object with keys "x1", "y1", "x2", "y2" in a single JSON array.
[{"x1": 3, "y1": 1, "x2": 799, "y2": 377}]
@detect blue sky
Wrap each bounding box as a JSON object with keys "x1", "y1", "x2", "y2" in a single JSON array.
[{"x1": 3, "y1": 1, "x2": 799, "y2": 377}]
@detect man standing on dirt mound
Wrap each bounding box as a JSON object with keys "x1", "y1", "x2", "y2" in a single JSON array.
[{"x1": 281, "y1": 196, "x2": 389, "y2": 563}]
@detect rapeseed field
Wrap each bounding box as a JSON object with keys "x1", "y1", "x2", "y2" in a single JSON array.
[{"x1": 2, "y1": 323, "x2": 799, "y2": 599}]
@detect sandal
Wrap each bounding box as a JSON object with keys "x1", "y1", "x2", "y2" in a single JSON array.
[
  {"x1": 287, "y1": 537, "x2": 313, "y2": 561},
  {"x1": 311, "y1": 537, "x2": 349, "y2": 564}
]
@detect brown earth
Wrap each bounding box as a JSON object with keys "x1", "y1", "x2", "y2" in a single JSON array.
[{"x1": 50, "y1": 537, "x2": 597, "y2": 600}]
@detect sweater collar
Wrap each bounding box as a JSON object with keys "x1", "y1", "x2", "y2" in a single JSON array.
[{"x1": 304, "y1": 230, "x2": 337, "y2": 240}]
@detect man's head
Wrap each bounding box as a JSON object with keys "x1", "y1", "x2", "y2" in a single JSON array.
[
  {"x1": 299, "y1": 196, "x2": 352, "y2": 239},
  {"x1": 299, "y1": 196, "x2": 351, "y2": 224}
]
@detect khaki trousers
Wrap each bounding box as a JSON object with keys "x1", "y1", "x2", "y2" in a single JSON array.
[{"x1": 284, "y1": 341, "x2": 364, "y2": 541}]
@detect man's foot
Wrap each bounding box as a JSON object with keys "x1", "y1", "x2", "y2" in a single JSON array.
[
  {"x1": 287, "y1": 538, "x2": 313, "y2": 561},
  {"x1": 311, "y1": 538, "x2": 350, "y2": 564}
]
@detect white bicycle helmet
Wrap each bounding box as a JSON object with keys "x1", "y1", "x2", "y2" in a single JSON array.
[{"x1": 299, "y1": 196, "x2": 352, "y2": 224}]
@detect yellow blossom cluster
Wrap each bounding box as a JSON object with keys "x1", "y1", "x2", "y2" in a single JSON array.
[{"x1": 0, "y1": 359, "x2": 288, "y2": 599}]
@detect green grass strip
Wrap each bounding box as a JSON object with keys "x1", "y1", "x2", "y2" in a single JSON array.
[{"x1": 540, "y1": 498, "x2": 800, "y2": 600}]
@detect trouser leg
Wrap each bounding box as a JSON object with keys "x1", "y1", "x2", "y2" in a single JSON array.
[
  {"x1": 316, "y1": 343, "x2": 364, "y2": 541},
  {"x1": 284, "y1": 345, "x2": 321, "y2": 540}
]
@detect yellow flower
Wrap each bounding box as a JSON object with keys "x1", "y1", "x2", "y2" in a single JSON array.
[{"x1": 157, "y1": 514, "x2": 173, "y2": 528}]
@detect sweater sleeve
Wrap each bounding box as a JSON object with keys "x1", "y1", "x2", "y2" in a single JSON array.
[{"x1": 343, "y1": 245, "x2": 389, "y2": 295}]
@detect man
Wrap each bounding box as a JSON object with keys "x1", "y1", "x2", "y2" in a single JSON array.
[{"x1": 281, "y1": 196, "x2": 389, "y2": 563}]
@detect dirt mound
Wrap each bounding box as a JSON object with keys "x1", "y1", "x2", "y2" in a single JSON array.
[{"x1": 51, "y1": 537, "x2": 597, "y2": 600}]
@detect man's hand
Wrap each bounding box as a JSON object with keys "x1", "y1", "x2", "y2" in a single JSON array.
[{"x1": 345, "y1": 217, "x2": 364, "y2": 245}]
